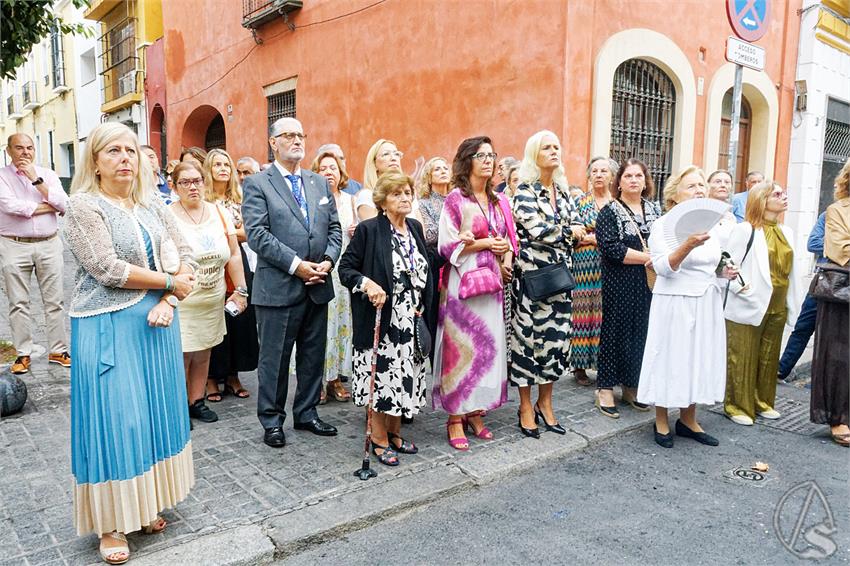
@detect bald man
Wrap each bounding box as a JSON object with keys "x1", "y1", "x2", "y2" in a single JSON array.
[{"x1": 0, "y1": 133, "x2": 70, "y2": 374}]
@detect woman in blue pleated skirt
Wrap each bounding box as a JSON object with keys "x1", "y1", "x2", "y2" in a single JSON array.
[{"x1": 64, "y1": 123, "x2": 199, "y2": 564}]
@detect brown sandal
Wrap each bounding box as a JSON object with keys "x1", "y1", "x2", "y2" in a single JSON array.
[
  {"x1": 832, "y1": 433, "x2": 850, "y2": 447},
  {"x1": 573, "y1": 369, "x2": 591, "y2": 386}
]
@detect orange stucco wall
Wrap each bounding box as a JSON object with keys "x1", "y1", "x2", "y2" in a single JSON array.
[{"x1": 162, "y1": 0, "x2": 800, "y2": 186}]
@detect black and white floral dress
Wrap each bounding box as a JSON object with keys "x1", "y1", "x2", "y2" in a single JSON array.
[
  {"x1": 510, "y1": 181, "x2": 580, "y2": 386},
  {"x1": 351, "y1": 232, "x2": 428, "y2": 417}
]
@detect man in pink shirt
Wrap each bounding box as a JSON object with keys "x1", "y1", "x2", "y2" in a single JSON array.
[{"x1": 0, "y1": 133, "x2": 71, "y2": 374}]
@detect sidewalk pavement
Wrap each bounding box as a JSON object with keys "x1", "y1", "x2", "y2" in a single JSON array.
[{"x1": 0, "y1": 246, "x2": 815, "y2": 566}]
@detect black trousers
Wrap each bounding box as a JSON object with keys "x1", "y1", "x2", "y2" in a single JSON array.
[{"x1": 255, "y1": 300, "x2": 328, "y2": 429}]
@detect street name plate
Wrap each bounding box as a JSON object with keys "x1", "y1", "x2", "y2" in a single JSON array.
[{"x1": 726, "y1": 36, "x2": 766, "y2": 71}]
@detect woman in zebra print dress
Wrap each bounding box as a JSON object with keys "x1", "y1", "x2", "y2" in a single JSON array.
[{"x1": 510, "y1": 131, "x2": 586, "y2": 437}]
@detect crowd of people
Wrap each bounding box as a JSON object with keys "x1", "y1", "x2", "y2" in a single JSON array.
[{"x1": 1, "y1": 121, "x2": 847, "y2": 564}]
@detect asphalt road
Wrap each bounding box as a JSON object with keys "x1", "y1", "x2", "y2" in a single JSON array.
[{"x1": 284, "y1": 392, "x2": 849, "y2": 565}]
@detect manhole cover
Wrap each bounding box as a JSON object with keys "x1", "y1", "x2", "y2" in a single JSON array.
[
  {"x1": 722, "y1": 466, "x2": 778, "y2": 487},
  {"x1": 708, "y1": 396, "x2": 820, "y2": 436}
]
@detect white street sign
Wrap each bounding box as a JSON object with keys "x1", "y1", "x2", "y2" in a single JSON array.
[{"x1": 726, "y1": 36, "x2": 766, "y2": 71}]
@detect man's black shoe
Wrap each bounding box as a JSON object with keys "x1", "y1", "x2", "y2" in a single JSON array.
[
  {"x1": 293, "y1": 418, "x2": 338, "y2": 436},
  {"x1": 188, "y1": 399, "x2": 218, "y2": 423},
  {"x1": 263, "y1": 427, "x2": 286, "y2": 448}
]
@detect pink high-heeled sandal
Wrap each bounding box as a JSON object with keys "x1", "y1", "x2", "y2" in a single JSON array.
[
  {"x1": 465, "y1": 410, "x2": 494, "y2": 440},
  {"x1": 446, "y1": 417, "x2": 469, "y2": 450}
]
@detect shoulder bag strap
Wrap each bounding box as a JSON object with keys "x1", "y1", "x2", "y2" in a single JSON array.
[{"x1": 741, "y1": 226, "x2": 756, "y2": 264}]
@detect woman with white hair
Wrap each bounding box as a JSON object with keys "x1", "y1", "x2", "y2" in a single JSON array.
[
  {"x1": 63, "y1": 123, "x2": 197, "y2": 563},
  {"x1": 510, "y1": 130, "x2": 586, "y2": 437}
]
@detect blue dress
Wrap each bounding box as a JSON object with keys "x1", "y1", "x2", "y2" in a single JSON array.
[{"x1": 71, "y1": 227, "x2": 194, "y2": 536}]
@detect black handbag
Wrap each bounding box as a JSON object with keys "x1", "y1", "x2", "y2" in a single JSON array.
[
  {"x1": 522, "y1": 261, "x2": 576, "y2": 301},
  {"x1": 809, "y1": 262, "x2": 850, "y2": 304},
  {"x1": 413, "y1": 310, "x2": 431, "y2": 358}
]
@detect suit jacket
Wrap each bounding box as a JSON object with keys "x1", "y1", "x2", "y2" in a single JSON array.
[
  {"x1": 724, "y1": 221, "x2": 801, "y2": 327},
  {"x1": 242, "y1": 164, "x2": 342, "y2": 307},
  {"x1": 825, "y1": 198, "x2": 850, "y2": 267},
  {"x1": 338, "y1": 214, "x2": 433, "y2": 350}
]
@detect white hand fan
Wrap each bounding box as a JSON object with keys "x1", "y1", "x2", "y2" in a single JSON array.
[{"x1": 662, "y1": 198, "x2": 731, "y2": 249}]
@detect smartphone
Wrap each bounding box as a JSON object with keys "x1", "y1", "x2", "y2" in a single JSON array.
[{"x1": 225, "y1": 301, "x2": 241, "y2": 317}]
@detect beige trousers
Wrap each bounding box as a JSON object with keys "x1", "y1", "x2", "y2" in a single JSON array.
[{"x1": 0, "y1": 235, "x2": 68, "y2": 356}]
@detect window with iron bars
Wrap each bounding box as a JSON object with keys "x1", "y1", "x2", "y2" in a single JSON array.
[
  {"x1": 50, "y1": 25, "x2": 66, "y2": 89},
  {"x1": 609, "y1": 58, "x2": 676, "y2": 203},
  {"x1": 267, "y1": 89, "x2": 296, "y2": 162}
]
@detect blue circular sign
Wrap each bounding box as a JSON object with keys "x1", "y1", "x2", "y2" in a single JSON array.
[{"x1": 727, "y1": 0, "x2": 770, "y2": 42}]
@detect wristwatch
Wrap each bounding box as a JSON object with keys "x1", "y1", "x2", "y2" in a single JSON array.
[
  {"x1": 164, "y1": 295, "x2": 179, "y2": 308},
  {"x1": 32, "y1": 177, "x2": 44, "y2": 186}
]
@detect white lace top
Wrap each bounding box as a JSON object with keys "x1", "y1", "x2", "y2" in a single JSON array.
[{"x1": 62, "y1": 193, "x2": 197, "y2": 318}]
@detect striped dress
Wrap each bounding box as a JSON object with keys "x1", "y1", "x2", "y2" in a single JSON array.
[{"x1": 570, "y1": 192, "x2": 604, "y2": 370}]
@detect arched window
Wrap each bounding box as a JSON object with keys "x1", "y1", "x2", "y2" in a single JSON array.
[
  {"x1": 205, "y1": 114, "x2": 226, "y2": 151},
  {"x1": 609, "y1": 59, "x2": 676, "y2": 196}
]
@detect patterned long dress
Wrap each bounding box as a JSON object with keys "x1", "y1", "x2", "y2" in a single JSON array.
[
  {"x1": 351, "y1": 230, "x2": 428, "y2": 417},
  {"x1": 432, "y1": 189, "x2": 512, "y2": 414},
  {"x1": 325, "y1": 191, "x2": 355, "y2": 382},
  {"x1": 570, "y1": 191, "x2": 604, "y2": 371},
  {"x1": 510, "y1": 181, "x2": 580, "y2": 386},
  {"x1": 596, "y1": 198, "x2": 661, "y2": 390}
]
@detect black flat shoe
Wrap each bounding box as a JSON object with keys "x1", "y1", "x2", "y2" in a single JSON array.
[
  {"x1": 371, "y1": 442, "x2": 399, "y2": 466},
  {"x1": 534, "y1": 404, "x2": 566, "y2": 435},
  {"x1": 594, "y1": 396, "x2": 620, "y2": 419},
  {"x1": 388, "y1": 432, "x2": 418, "y2": 454},
  {"x1": 654, "y1": 425, "x2": 674, "y2": 448},
  {"x1": 188, "y1": 400, "x2": 218, "y2": 423},
  {"x1": 517, "y1": 410, "x2": 540, "y2": 439},
  {"x1": 675, "y1": 419, "x2": 719, "y2": 446},
  {"x1": 263, "y1": 427, "x2": 286, "y2": 448},
  {"x1": 294, "y1": 417, "x2": 338, "y2": 436}
]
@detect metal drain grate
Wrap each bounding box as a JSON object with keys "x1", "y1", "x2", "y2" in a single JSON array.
[{"x1": 709, "y1": 396, "x2": 821, "y2": 436}]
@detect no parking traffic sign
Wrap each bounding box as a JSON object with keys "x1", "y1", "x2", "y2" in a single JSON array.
[{"x1": 727, "y1": 0, "x2": 770, "y2": 42}]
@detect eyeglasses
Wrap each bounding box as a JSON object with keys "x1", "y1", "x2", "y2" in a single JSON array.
[
  {"x1": 472, "y1": 152, "x2": 498, "y2": 162},
  {"x1": 177, "y1": 178, "x2": 204, "y2": 188},
  {"x1": 276, "y1": 132, "x2": 307, "y2": 142},
  {"x1": 379, "y1": 150, "x2": 404, "y2": 160}
]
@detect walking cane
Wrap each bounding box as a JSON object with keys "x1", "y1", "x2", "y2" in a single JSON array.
[{"x1": 354, "y1": 306, "x2": 382, "y2": 480}]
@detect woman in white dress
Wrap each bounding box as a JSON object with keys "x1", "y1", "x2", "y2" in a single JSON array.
[
  {"x1": 311, "y1": 150, "x2": 354, "y2": 402},
  {"x1": 637, "y1": 166, "x2": 738, "y2": 448}
]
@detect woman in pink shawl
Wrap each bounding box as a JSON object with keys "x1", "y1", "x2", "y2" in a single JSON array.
[{"x1": 432, "y1": 136, "x2": 518, "y2": 451}]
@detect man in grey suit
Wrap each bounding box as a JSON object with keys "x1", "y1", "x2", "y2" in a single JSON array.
[{"x1": 242, "y1": 117, "x2": 342, "y2": 448}]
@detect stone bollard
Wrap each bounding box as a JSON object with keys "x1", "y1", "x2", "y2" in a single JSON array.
[{"x1": 0, "y1": 369, "x2": 27, "y2": 416}]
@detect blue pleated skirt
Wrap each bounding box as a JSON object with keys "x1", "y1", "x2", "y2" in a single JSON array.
[{"x1": 70, "y1": 291, "x2": 195, "y2": 536}]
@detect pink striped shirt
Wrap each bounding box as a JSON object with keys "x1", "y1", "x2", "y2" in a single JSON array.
[{"x1": 0, "y1": 164, "x2": 68, "y2": 238}]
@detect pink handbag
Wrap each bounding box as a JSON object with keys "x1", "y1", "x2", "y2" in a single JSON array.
[{"x1": 458, "y1": 266, "x2": 502, "y2": 300}]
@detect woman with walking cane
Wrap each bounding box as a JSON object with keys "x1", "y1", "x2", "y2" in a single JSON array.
[{"x1": 339, "y1": 171, "x2": 433, "y2": 466}]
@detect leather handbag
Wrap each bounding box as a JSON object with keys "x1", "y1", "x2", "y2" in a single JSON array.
[
  {"x1": 809, "y1": 262, "x2": 850, "y2": 304},
  {"x1": 522, "y1": 261, "x2": 576, "y2": 301},
  {"x1": 458, "y1": 266, "x2": 502, "y2": 300},
  {"x1": 413, "y1": 310, "x2": 431, "y2": 358}
]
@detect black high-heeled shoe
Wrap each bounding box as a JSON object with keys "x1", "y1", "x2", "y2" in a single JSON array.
[
  {"x1": 534, "y1": 404, "x2": 566, "y2": 435},
  {"x1": 517, "y1": 409, "x2": 540, "y2": 439}
]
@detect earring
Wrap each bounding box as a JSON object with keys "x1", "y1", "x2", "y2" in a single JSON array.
[{"x1": 95, "y1": 169, "x2": 100, "y2": 175}]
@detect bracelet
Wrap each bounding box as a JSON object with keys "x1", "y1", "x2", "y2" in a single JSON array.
[
  {"x1": 235, "y1": 286, "x2": 249, "y2": 297},
  {"x1": 165, "y1": 273, "x2": 174, "y2": 291}
]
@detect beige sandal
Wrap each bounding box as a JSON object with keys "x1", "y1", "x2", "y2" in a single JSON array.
[
  {"x1": 142, "y1": 516, "x2": 167, "y2": 534},
  {"x1": 100, "y1": 532, "x2": 129, "y2": 565}
]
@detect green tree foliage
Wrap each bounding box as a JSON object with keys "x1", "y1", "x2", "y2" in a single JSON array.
[{"x1": 1, "y1": 0, "x2": 92, "y2": 81}]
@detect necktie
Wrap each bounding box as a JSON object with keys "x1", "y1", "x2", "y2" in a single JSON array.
[{"x1": 286, "y1": 174, "x2": 309, "y2": 228}]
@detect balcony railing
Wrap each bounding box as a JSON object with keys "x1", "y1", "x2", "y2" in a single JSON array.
[
  {"x1": 98, "y1": 17, "x2": 141, "y2": 105},
  {"x1": 21, "y1": 81, "x2": 39, "y2": 110},
  {"x1": 7, "y1": 95, "x2": 22, "y2": 119},
  {"x1": 242, "y1": 0, "x2": 302, "y2": 30},
  {"x1": 51, "y1": 26, "x2": 69, "y2": 93}
]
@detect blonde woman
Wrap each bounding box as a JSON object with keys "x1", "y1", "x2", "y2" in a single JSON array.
[
  {"x1": 63, "y1": 123, "x2": 197, "y2": 563},
  {"x1": 203, "y1": 149, "x2": 258, "y2": 402},
  {"x1": 311, "y1": 150, "x2": 354, "y2": 402},
  {"x1": 638, "y1": 166, "x2": 738, "y2": 448},
  {"x1": 724, "y1": 181, "x2": 802, "y2": 425},
  {"x1": 356, "y1": 138, "x2": 403, "y2": 222}
]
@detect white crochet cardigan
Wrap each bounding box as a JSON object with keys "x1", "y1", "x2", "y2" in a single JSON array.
[{"x1": 62, "y1": 192, "x2": 197, "y2": 318}]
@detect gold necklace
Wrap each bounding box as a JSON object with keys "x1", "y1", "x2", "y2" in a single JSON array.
[{"x1": 179, "y1": 201, "x2": 206, "y2": 224}]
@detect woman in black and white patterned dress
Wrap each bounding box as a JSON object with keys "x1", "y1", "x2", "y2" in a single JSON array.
[
  {"x1": 511, "y1": 131, "x2": 586, "y2": 437},
  {"x1": 339, "y1": 171, "x2": 433, "y2": 467}
]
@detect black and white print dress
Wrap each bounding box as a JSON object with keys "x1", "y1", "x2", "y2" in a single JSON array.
[
  {"x1": 351, "y1": 232, "x2": 428, "y2": 417},
  {"x1": 510, "y1": 181, "x2": 580, "y2": 386}
]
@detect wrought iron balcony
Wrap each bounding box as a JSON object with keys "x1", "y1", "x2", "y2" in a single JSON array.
[
  {"x1": 21, "y1": 81, "x2": 40, "y2": 110},
  {"x1": 7, "y1": 95, "x2": 22, "y2": 119},
  {"x1": 242, "y1": 0, "x2": 302, "y2": 30}
]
